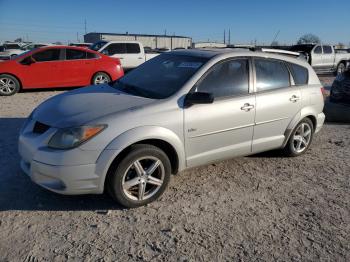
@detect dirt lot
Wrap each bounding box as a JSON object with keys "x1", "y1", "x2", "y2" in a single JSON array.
[{"x1": 0, "y1": 77, "x2": 349, "y2": 261}]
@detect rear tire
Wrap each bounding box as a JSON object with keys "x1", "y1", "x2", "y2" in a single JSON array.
[
  {"x1": 108, "y1": 144, "x2": 171, "y2": 208},
  {"x1": 283, "y1": 118, "x2": 314, "y2": 157},
  {"x1": 336, "y1": 63, "x2": 346, "y2": 76},
  {"x1": 92, "y1": 72, "x2": 111, "y2": 85},
  {"x1": 0, "y1": 74, "x2": 20, "y2": 96}
]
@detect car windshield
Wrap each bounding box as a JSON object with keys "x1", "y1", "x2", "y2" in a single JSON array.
[
  {"x1": 113, "y1": 54, "x2": 209, "y2": 99},
  {"x1": 90, "y1": 41, "x2": 107, "y2": 51}
]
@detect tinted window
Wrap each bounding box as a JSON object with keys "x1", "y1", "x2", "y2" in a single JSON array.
[
  {"x1": 32, "y1": 49, "x2": 60, "y2": 62},
  {"x1": 323, "y1": 45, "x2": 333, "y2": 54},
  {"x1": 314, "y1": 46, "x2": 322, "y2": 54},
  {"x1": 87, "y1": 52, "x2": 99, "y2": 59},
  {"x1": 113, "y1": 54, "x2": 208, "y2": 99},
  {"x1": 106, "y1": 43, "x2": 126, "y2": 55},
  {"x1": 255, "y1": 59, "x2": 290, "y2": 91},
  {"x1": 289, "y1": 63, "x2": 308, "y2": 85},
  {"x1": 126, "y1": 43, "x2": 141, "y2": 54},
  {"x1": 66, "y1": 49, "x2": 86, "y2": 60},
  {"x1": 196, "y1": 59, "x2": 249, "y2": 98}
]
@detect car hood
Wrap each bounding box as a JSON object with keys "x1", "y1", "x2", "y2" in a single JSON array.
[{"x1": 32, "y1": 84, "x2": 156, "y2": 128}]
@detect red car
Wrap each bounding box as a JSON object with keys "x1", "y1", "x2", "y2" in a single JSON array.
[{"x1": 0, "y1": 46, "x2": 124, "y2": 96}]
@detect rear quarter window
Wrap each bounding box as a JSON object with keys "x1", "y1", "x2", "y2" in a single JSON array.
[{"x1": 288, "y1": 63, "x2": 309, "y2": 85}]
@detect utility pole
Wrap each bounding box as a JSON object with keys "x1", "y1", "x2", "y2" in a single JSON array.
[
  {"x1": 164, "y1": 29, "x2": 167, "y2": 36},
  {"x1": 84, "y1": 19, "x2": 87, "y2": 34},
  {"x1": 228, "y1": 29, "x2": 231, "y2": 45},
  {"x1": 76, "y1": 32, "x2": 79, "y2": 42},
  {"x1": 224, "y1": 30, "x2": 226, "y2": 44}
]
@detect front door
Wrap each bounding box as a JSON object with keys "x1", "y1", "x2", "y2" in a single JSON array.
[
  {"x1": 22, "y1": 48, "x2": 63, "y2": 88},
  {"x1": 311, "y1": 45, "x2": 323, "y2": 69},
  {"x1": 252, "y1": 58, "x2": 302, "y2": 153},
  {"x1": 184, "y1": 58, "x2": 255, "y2": 167}
]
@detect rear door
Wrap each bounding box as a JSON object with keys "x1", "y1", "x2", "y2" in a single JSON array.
[
  {"x1": 184, "y1": 58, "x2": 255, "y2": 167},
  {"x1": 21, "y1": 48, "x2": 62, "y2": 88},
  {"x1": 125, "y1": 43, "x2": 144, "y2": 68},
  {"x1": 61, "y1": 48, "x2": 94, "y2": 86},
  {"x1": 321, "y1": 45, "x2": 335, "y2": 70},
  {"x1": 252, "y1": 58, "x2": 302, "y2": 153}
]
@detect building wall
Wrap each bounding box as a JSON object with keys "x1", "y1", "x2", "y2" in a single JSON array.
[{"x1": 84, "y1": 33, "x2": 191, "y2": 49}]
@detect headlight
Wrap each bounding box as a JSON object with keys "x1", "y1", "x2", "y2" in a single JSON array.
[{"x1": 48, "y1": 125, "x2": 107, "y2": 149}]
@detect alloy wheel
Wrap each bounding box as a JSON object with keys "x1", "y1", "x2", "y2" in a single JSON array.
[
  {"x1": 0, "y1": 77, "x2": 16, "y2": 94},
  {"x1": 94, "y1": 74, "x2": 109, "y2": 84},
  {"x1": 292, "y1": 122, "x2": 312, "y2": 153},
  {"x1": 122, "y1": 156, "x2": 165, "y2": 201}
]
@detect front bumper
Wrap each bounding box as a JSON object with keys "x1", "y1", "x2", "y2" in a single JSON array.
[{"x1": 18, "y1": 119, "x2": 105, "y2": 195}]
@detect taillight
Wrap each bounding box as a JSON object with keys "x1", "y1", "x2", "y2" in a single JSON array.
[{"x1": 320, "y1": 87, "x2": 327, "y2": 100}]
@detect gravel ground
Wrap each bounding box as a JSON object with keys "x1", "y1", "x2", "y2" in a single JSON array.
[{"x1": 0, "y1": 77, "x2": 349, "y2": 261}]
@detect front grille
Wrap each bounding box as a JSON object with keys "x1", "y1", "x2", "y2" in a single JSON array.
[{"x1": 33, "y1": 121, "x2": 50, "y2": 134}]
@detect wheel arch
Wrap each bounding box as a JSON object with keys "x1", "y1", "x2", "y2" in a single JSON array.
[
  {"x1": 0, "y1": 72, "x2": 22, "y2": 89},
  {"x1": 282, "y1": 109, "x2": 318, "y2": 148},
  {"x1": 90, "y1": 71, "x2": 112, "y2": 84},
  {"x1": 95, "y1": 126, "x2": 186, "y2": 193}
]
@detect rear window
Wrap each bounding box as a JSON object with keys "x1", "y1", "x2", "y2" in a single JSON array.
[
  {"x1": 323, "y1": 46, "x2": 333, "y2": 54},
  {"x1": 288, "y1": 63, "x2": 309, "y2": 85},
  {"x1": 255, "y1": 59, "x2": 290, "y2": 92}
]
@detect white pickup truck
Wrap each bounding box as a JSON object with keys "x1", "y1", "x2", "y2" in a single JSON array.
[
  {"x1": 90, "y1": 41, "x2": 159, "y2": 70},
  {"x1": 290, "y1": 44, "x2": 350, "y2": 75}
]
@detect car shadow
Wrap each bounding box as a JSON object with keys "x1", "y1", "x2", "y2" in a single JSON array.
[
  {"x1": 19, "y1": 86, "x2": 81, "y2": 94},
  {"x1": 0, "y1": 117, "x2": 123, "y2": 212}
]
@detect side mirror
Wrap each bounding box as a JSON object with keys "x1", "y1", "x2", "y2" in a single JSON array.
[
  {"x1": 184, "y1": 92, "x2": 214, "y2": 107},
  {"x1": 21, "y1": 56, "x2": 35, "y2": 65}
]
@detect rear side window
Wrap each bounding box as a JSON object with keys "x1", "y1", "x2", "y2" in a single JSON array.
[
  {"x1": 66, "y1": 49, "x2": 86, "y2": 60},
  {"x1": 87, "y1": 52, "x2": 99, "y2": 59},
  {"x1": 288, "y1": 63, "x2": 309, "y2": 85},
  {"x1": 4, "y1": 44, "x2": 20, "y2": 49},
  {"x1": 126, "y1": 43, "x2": 141, "y2": 54},
  {"x1": 196, "y1": 59, "x2": 249, "y2": 98},
  {"x1": 33, "y1": 49, "x2": 61, "y2": 62},
  {"x1": 105, "y1": 43, "x2": 126, "y2": 55},
  {"x1": 255, "y1": 59, "x2": 290, "y2": 92},
  {"x1": 323, "y1": 45, "x2": 333, "y2": 54}
]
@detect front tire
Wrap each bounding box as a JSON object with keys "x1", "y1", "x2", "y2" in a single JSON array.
[
  {"x1": 0, "y1": 74, "x2": 20, "y2": 96},
  {"x1": 284, "y1": 118, "x2": 314, "y2": 157},
  {"x1": 92, "y1": 72, "x2": 111, "y2": 85},
  {"x1": 108, "y1": 144, "x2": 171, "y2": 208}
]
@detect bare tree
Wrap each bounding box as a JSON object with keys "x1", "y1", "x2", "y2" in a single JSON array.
[{"x1": 297, "y1": 34, "x2": 320, "y2": 44}]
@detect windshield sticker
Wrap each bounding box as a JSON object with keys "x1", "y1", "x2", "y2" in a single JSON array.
[{"x1": 178, "y1": 62, "x2": 203, "y2": 68}]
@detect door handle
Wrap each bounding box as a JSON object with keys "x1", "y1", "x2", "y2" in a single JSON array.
[
  {"x1": 138, "y1": 57, "x2": 143, "y2": 59},
  {"x1": 240, "y1": 103, "x2": 254, "y2": 112},
  {"x1": 119, "y1": 57, "x2": 124, "y2": 60},
  {"x1": 289, "y1": 95, "x2": 300, "y2": 102}
]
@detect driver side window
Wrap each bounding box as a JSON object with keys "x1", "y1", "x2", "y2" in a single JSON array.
[
  {"x1": 32, "y1": 49, "x2": 61, "y2": 62},
  {"x1": 196, "y1": 59, "x2": 249, "y2": 98}
]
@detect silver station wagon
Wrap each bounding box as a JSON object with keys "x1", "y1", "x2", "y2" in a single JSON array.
[{"x1": 19, "y1": 48, "x2": 325, "y2": 207}]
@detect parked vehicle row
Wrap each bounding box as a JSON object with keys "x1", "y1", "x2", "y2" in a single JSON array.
[
  {"x1": 290, "y1": 44, "x2": 350, "y2": 75},
  {"x1": 90, "y1": 41, "x2": 160, "y2": 70},
  {"x1": 18, "y1": 48, "x2": 325, "y2": 207},
  {"x1": 0, "y1": 46, "x2": 124, "y2": 96}
]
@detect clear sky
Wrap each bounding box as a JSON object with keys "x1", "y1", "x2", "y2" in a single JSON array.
[{"x1": 0, "y1": 0, "x2": 349, "y2": 45}]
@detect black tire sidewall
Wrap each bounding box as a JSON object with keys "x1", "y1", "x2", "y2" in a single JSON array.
[
  {"x1": 286, "y1": 118, "x2": 314, "y2": 157},
  {"x1": 0, "y1": 74, "x2": 20, "y2": 96},
  {"x1": 108, "y1": 144, "x2": 171, "y2": 208}
]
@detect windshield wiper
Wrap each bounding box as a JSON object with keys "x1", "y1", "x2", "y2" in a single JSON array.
[{"x1": 113, "y1": 81, "x2": 147, "y2": 97}]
